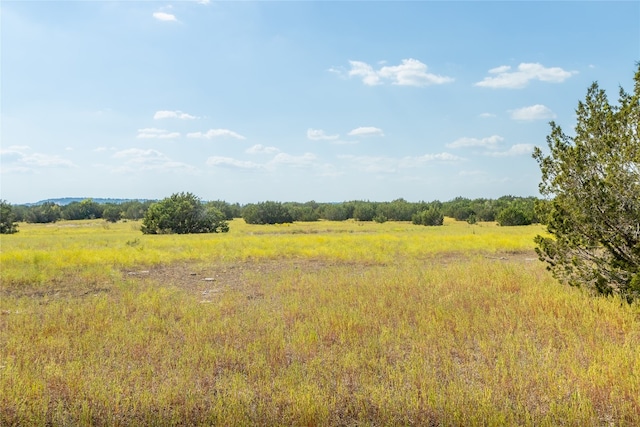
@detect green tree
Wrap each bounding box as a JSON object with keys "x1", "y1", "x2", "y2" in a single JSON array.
[
  {"x1": 412, "y1": 207, "x2": 444, "y2": 226},
  {"x1": 25, "y1": 202, "x2": 61, "y2": 223},
  {"x1": 141, "y1": 192, "x2": 229, "y2": 234},
  {"x1": 352, "y1": 201, "x2": 377, "y2": 221},
  {"x1": 102, "y1": 204, "x2": 122, "y2": 223},
  {"x1": 286, "y1": 202, "x2": 320, "y2": 222},
  {"x1": 207, "y1": 200, "x2": 241, "y2": 220},
  {"x1": 121, "y1": 200, "x2": 149, "y2": 220},
  {"x1": 533, "y1": 64, "x2": 640, "y2": 302},
  {"x1": 242, "y1": 201, "x2": 293, "y2": 225},
  {"x1": 0, "y1": 200, "x2": 19, "y2": 234},
  {"x1": 62, "y1": 199, "x2": 103, "y2": 220},
  {"x1": 319, "y1": 204, "x2": 349, "y2": 221},
  {"x1": 496, "y1": 206, "x2": 531, "y2": 226}
]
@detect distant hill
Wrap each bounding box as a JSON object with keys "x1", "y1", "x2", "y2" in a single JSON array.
[{"x1": 25, "y1": 198, "x2": 154, "y2": 206}]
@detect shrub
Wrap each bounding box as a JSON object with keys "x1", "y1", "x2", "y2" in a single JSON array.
[
  {"x1": 0, "y1": 200, "x2": 19, "y2": 234},
  {"x1": 141, "y1": 192, "x2": 229, "y2": 234},
  {"x1": 412, "y1": 208, "x2": 444, "y2": 226},
  {"x1": 496, "y1": 206, "x2": 531, "y2": 226},
  {"x1": 242, "y1": 201, "x2": 293, "y2": 225}
]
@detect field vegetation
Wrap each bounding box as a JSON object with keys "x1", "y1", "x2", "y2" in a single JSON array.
[{"x1": 1, "y1": 218, "x2": 639, "y2": 425}]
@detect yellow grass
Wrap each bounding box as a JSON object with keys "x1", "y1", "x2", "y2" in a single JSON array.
[{"x1": 1, "y1": 219, "x2": 639, "y2": 425}]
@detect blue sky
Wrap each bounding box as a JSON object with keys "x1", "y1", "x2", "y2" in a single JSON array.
[{"x1": 1, "y1": 1, "x2": 638, "y2": 204}]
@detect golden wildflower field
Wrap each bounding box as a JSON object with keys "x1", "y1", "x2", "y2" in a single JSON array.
[{"x1": 1, "y1": 219, "x2": 639, "y2": 426}]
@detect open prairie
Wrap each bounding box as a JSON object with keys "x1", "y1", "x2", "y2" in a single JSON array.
[{"x1": 1, "y1": 219, "x2": 639, "y2": 426}]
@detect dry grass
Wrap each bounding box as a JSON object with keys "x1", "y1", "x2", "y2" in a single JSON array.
[{"x1": 1, "y1": 219, "x2": 639, "y2": 425}]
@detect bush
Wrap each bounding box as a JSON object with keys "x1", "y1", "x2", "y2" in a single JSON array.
[
  {"x1": 352, "y1": 202, "x2": 376, "y2": 221},
  {"x1": 496, "y1": 206, "x2": 531, "y2": 226},
  {"x1": 412, "y1": 208, "x2": 444, "y2": 226},
  {"x1": 242, "y1": 201, "x2": 293, "y2": 225},
  {"x1": 102, "y1": 205, "x2": 122, "y2": 223},
  {"x1": 0, "y1": 200, "x2": 19, "y2": 234},
  {"x1": 141, "y1": 192, "x2": 229, "y2": 234},
  {"x1": 25, "y1": 202, "x2": 61, "y2": 223}
]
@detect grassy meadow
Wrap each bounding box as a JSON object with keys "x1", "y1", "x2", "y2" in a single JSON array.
[{"x1": 1, "y1": 218, "x2": 639, "y2": 425}]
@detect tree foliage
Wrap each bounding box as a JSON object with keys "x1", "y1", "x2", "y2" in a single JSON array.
[
  {"x1": 533, "y1": 64, "x2": 640, "y2": 302},
  {"x1": 496, "y1": 206, "x2": 531, "y2": 226},
  {"x1": 242, "y1": 201, "x2": 293, "y2": 225},
  {"x1": 0, "y1": 200, "x2": 19, "y2": 234},
  {"x1": 62, "y1": 199, "x2": 103, "y2": 220},
  {"x1": 25, "y1": 202, "x2": 61, "y2": 223},
  {"x1": 412, "y1": 207, "x2": 444, "y2": 226},
  {"x1": 102, "y1": 204, "x2": 122, "y2": 223},
  {"x1": 141, "y1": 192, "x2": 229, "y2": 234}
]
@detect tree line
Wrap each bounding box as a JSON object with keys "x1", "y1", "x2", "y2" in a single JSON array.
[{"x1": 0, "y1": 194, "x2": 538, "y2": 234}]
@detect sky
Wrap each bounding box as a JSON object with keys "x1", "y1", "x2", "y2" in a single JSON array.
[{"x1": 1, "y1": 1, "x2": 638, "y2": 205}]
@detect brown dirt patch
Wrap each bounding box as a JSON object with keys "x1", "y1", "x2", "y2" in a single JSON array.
[{"x1": 122, "y1": 258, "x2": 376, "y2": 295}]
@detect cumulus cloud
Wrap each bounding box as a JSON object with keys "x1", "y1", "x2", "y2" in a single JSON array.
[
  {"x1": 246, "y1": 144, "x2": 280, "y2": 154},
  {"x1": 307, "y1": 128, "x2": 339, "y2": 141},
  {"x1": 486, "y1": 144, "x2": 535, "y2": 157},
  {"x1": 447, "y1": 135, "x2": 503, "y2": 149},
  {"x1": 347, "y1": 127, "x2": 384, "y2": 137},
  {"x1": 153, "y1": 11, "x2": 177, "y2": 22},
  {"x1": 345, "y1": 59, "x2": 454, "y2": 87},
  {"x1": 510, "y1": 104, "x2": 557, "y2": 121},
  {"x1": 153, "y1": 110, "x2": 198, "y2": 120},
  {"x1": 137, "y1": 128, "x2": 180, "y2": 139},
  {"x1": 206, "y1": 156, "x2": 261, "y2": 169},
  {"x1": 475, "y1": 63, "x2": 577, "y2": 89},
  {"x1": 0, "y1": 145, "x2": 76, "y2": 172},
  {"x1": 187, "y1": 129, "x2": 245, "y2": 140}
]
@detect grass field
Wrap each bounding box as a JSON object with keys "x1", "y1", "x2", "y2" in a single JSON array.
[{"x1": 1, "y1": 219, "x2": 639, "y2": 426}]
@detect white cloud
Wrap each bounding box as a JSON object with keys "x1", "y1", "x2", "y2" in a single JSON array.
[
  {"x1": 153, "y1": 12, "x2": 177, "y2": 22},
  {"x1": 478, "y1": 112, "x2": 496, "y2": 118},
  {"x1": 270, "y1": 152, "x2": 317, "y2": 168},
  {"x1": 486, "y1": 144, "x2": 535, "y2": 157},
  {"x1": 510, "y1": 104, "x2": 557, "y2": 121},
  {"x1": 112, "y1": 148, "x2": 196, "y2": 173},
  {"x1": 0, "y1": 146, "x2": 29, "y2": 161},
  {"x1": 137, "y1": 128, "x2": 180, "y2": 139},
  {"x1": 379, "y1": 59, "x2": 454, "y2": 86},
  {"x1": 113, "y1": 148, "x2": 165, "y2": 160},
  {"x1": 347, "y1": 126, "x2": 384, "y2": 137},
  {"x1": 206, "y1": 156, "x2": 261, "y2": 169},
  {"x1": 153, "y1": 110, "x2": 198, "y2": 120},
  {"x1": 0, "y1": 145, "x2": 75, "y2": 171},
  {"x1": 398, "y1": 152, "x2": 463, "y2": 168},
  {"x1": 187, "y1": 129, "x2": 246, "y2": 140},
  {"x1": 246, "y1": 144, "x2": 280, "y2": 154},
  {"x1": 348, "y1": 61, "x2": 381, "y2": 86},
  {"x1": 346, "y1": 59, "x2": 454, "y2": 87},
  {"x1": 340, "y1": 152, "x2": 461, "y2": 174},
  {"x1": 20, "y1": 153, "x2": 75, "y2": 168},
  {"x1": 447, "y1": 135, "x2": 503, "y2": 149},
  {"x1": 475, "y1": 63, "x2": 577, "y2": 89},
  {"x1": 307, "y1": 128, "x2": 339, "y2": 141}
]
